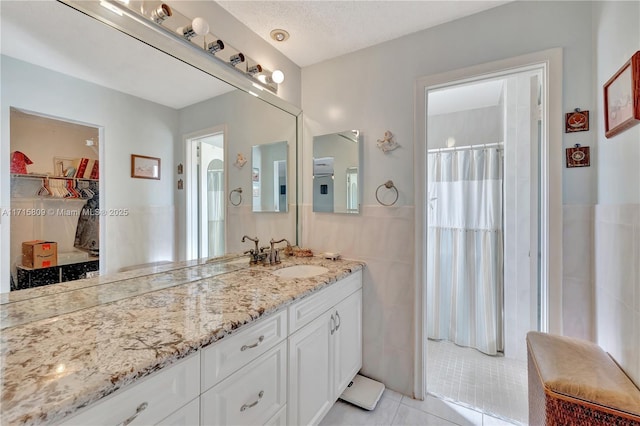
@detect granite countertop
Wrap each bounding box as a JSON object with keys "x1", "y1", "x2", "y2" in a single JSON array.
[{"x1": 0, "y1": 255, "x2": 364, "y2": 425}]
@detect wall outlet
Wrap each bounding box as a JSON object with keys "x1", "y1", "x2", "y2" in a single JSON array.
[{"x1": 85, "y1": 271, "x2": 100, "y2": 279}]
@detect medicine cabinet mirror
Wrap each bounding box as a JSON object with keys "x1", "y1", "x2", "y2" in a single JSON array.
[
  {"x1": 312, "y1": 130, "x2": 361, "y2": 214},
  {"x1": 252, "y1": 141, "x2": 288, "y2": 213}
]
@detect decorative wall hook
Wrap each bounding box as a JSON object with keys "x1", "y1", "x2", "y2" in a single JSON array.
[
  {"x1": 234, "y1": 153, "x2": 247, "y2": 169},
  {"x1": 376, "y1": 130, "x2": 400, "y2": 153}
]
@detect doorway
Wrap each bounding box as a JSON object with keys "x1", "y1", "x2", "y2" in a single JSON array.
[
  {"x1": 8, "y1": 108, "x2": 102, "y2": 291},
  {"x1": 414, "y1": 49, "x2": 564, "y2": 423},
  {"x1": 186, "y1": 127, "x2": 225, "y2": 260}
]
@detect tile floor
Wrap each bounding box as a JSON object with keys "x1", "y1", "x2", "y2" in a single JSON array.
[
  {"x1": 321, "y1": 340, "x2": 528, "y2": 426},
  {"x1": 320, "y1": 389, "x2": 520, "y2": 426},
  {"x1": 426, "y1": 340, "x2": 528, "y2": 424}
]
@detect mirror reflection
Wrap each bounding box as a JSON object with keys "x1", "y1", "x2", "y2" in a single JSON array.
[
  {"x1": 313, "y1": 130, "x2": 361, "y2": 214},
  {"x1": 252, "y1": 141, "x2": 288, "y2": 213},
  {"x1": 1, "y1": 1, "x2": 297, "y2": 293}
]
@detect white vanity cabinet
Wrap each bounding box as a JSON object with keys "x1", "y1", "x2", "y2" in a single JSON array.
[
  {"x1": 60, "y1": 269, "x2": 362, "y2": 426},
  {"x1": 288, "y1": 271, "x2": 363, "y2": 426},
  {"x1": 61, "y1": 353, "x2": 200, "y2": 426}
]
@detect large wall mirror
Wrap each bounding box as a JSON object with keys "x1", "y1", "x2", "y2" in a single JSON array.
[
  {"x1": 252, "y1": 141, "x2": 288, "y2": 213},
  {"x1": 0, "y1": 1, "x2": 299, "y2": 293},
  {"x1": 313, "y1": 130, "x2": 361, "y2": 214}
]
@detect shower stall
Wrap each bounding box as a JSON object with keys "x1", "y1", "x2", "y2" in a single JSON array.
[{"x1": 426, "y1": 144, "x2": 504, "y2": 355}]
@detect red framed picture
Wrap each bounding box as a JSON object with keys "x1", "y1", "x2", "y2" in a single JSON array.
[
  {"x1": 565, "y1": 110, "x2": 589, "y2": 133},
  {"x1": 604, "y1": 51, "x2": 640, "y2": 138}
]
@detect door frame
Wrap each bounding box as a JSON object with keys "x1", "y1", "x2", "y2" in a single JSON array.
[
  {"x1": 413, "y1": 48, "x2": 563, "y2": 399},
  {"x1": 184, "y1": 125, "x2": 226, "y2": 261}
]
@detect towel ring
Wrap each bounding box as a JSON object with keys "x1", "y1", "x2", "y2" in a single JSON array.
[
  {"x1": 229, "y1": 187, "x2": 243, "y2": 206},
  {"x1": 375, "y1": 180, "x2": 399, "y2": 206}
]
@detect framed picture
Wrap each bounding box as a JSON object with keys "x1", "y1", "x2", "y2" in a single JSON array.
[
  {"x1": 604, "y1": 51, "x2": 640, "y2": 138},
  {"x1": 252, "y1": 167, "x2": 260, "y2": 182},
  {"x1": 566, "y1": 145, "x2": 590, "y2": 168},
  {"x1": 565, "y1": 110, "x2": 589, "y2": 133},
  {"x1": 131, "y1": 154, "x2": 161, "y2": 180}
]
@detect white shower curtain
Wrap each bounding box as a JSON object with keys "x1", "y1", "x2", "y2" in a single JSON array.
[
  {"x1": 207, "y1": 170, "x2": 225, "y2": 257},
  {"x1": 427, "y1": 148, "x2": 503, "y2": 355}
]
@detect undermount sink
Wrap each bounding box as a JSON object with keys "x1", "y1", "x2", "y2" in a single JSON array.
[{"x1": 271, "y1": 264, "x2": 329, "y2": 279}]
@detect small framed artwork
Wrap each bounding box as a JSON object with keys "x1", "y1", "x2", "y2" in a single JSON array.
[
  {"x1": 566, "y1": 145, "x2": 590, "y2": 168},
  {"x1": 604, "y1": 51, "x2": 640, "y2": 138},
  {"x1": 252, "y1": 168, "x2": 260, "y2": 182},
  {"x1": 131, "y1": 154, "x2": 161, "y2": 180},
  {"x1": 565, "y1": 110, "x2": 589, "y2": 133}
]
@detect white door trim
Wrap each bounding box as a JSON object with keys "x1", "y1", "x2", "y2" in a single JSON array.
[
  {"x1": 412, "y1": 48, "x2": 563, "y2": 399},
  {"x1": 184, "y1": 125, "x2": 226, "y2": 261}
]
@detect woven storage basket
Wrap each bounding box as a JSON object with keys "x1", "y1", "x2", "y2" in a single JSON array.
[{"x1": 527, "y1": 332, "x2": 640, "y2": 426}]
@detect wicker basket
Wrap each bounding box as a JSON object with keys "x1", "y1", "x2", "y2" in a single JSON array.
[{"x1": 527, "y1": 332, "x2": 640, "y2": 425}]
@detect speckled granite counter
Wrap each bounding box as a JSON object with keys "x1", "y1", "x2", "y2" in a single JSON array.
[{"x1": 0, "y1": 255, "x2": 364, "y2": 425}]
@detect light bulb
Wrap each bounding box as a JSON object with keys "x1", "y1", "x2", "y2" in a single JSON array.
[
  {"x1": 271, "y1": 70, "x2": 285, "y2": 84},
  {"x1": 191, "y1": 17, "x2": 209, "y2": 35},
  {"x1": 177, "y1": 17, "x2": 209, "y2": 40}
]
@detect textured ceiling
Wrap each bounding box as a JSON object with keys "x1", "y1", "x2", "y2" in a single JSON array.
[{"x1": 217, "y1": 1, "x2": 511, "y2": 67}]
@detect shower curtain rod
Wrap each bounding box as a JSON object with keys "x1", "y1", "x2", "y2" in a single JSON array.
[{"x1": 428, "y1": 142, "x2": 503, "y2": 153}]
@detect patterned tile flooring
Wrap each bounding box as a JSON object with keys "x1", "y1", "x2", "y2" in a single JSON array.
[
  {"x1": 426, "y1": 340, "x2": 528, "y2": 424},
  {"x1": 321, "y1": 339, "x2": 528, "y2": 425}
]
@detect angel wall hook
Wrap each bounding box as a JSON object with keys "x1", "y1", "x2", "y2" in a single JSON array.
[
  {"x1": 234, "y1": 153, "x2": 247, "y2": 169},
  {"x1": 377, "y1": 130, "x2": 400, "y2": 153}
]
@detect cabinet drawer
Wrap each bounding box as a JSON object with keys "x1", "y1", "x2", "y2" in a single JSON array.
[
  {"x1": 201, "y1": 342, "x2": 287, "y2": 426},
  {"x1": 201, "y1": 310, "x2": 287, "y2": 392},
  {"x1": 288, "y1": 270, "x2": 362, "y2": 333},
  {"x1": 62, "y1": 353, "x2": 200, "y2": 425}
]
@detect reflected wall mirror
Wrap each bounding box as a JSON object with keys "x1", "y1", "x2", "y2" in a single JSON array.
[
  {"x1": 312, "y1": 130, "x2": 361, "y2": 214},
  {"x1": 252, "y1": 141, "x2": 288, "y2": 213},
  {"x1": 0, "y1": 0, "x2": 300, "y2": 293}
]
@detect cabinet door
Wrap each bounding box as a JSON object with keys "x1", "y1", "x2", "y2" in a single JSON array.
[
  {"x1": 333, "y1": 289, "x2": 362, "y2": 397},
  {"x1": 288, "y1": 310, "x2": 335, "y2": 426}
]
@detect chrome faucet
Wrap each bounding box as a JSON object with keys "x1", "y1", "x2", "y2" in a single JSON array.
[
  {"x1": 268, "y1": 238, "x2": 291, "y2": 265},
  {"x1": 242, "y1": 236, "x2": 265, "y2": 265}
]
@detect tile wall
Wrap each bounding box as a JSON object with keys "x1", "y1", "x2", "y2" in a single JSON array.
[
  {"x1": 594, "y1": 204, "x2": 640, "y2": 387},
  {"x1": 302, "y1": 204, "x2": 415, "y2": 396}
]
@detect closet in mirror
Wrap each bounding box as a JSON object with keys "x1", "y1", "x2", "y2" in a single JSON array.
[
  {"x1": 313, "y1": 130, "x2": 361, "y2": 214},
  {"x1": 1, "y1": 0, "x2": 299, "y2": 292}
]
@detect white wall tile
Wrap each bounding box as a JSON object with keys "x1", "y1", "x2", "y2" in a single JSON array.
[{"x1": 594, "y1": 204, "x2": 640, "y2": 386}]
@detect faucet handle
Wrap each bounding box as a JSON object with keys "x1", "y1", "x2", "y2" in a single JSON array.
[{"x1": 259, "y1": 246, "x2": 270, "y2": 253}]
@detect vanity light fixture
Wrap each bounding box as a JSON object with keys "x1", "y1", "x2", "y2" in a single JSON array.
[
  {"x1": 229, "y1": 53, "x2": 245, "y2": 67},
  {"x1": 206, "y1": 39, "x2": 225, "y2": 55},
  {"x1": 149, "y1": 3, "x2": 172, "y2": 24},
  {"x1": 100, "y1": 1, "x2": 283, "y2": 93},
  {"x1": 247, "y1": 64, "x2": 263, "y2": 75},
  {"x1": 257, "y1": 69, "x2": 285, "y2": 85},
  {"x1": 271, "y1": 69, "x2": 285, "y2": 84},
  {"x1": 270, "y1": 29, "x2": 289, "y2": 42},
  {"x1": 177, "y1": 17, "x2": 209, "y2": 40}
]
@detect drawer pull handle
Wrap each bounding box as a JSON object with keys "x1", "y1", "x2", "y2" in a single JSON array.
[
  {"x1": 119, "y1": 401, "x2": 148, "y2": 426},
  {"x1": 330, "y1": 314, "x2": 336, "y2": 335},
  {"x1": 241, "y1": 335, "x2": 264, "y2": 351},
  {"x1": 335, "y1": 311, "x2": 341, "y2": 331},
  {"x1": 240, "y1": 390, "x2": 264, "y2": 412}
]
